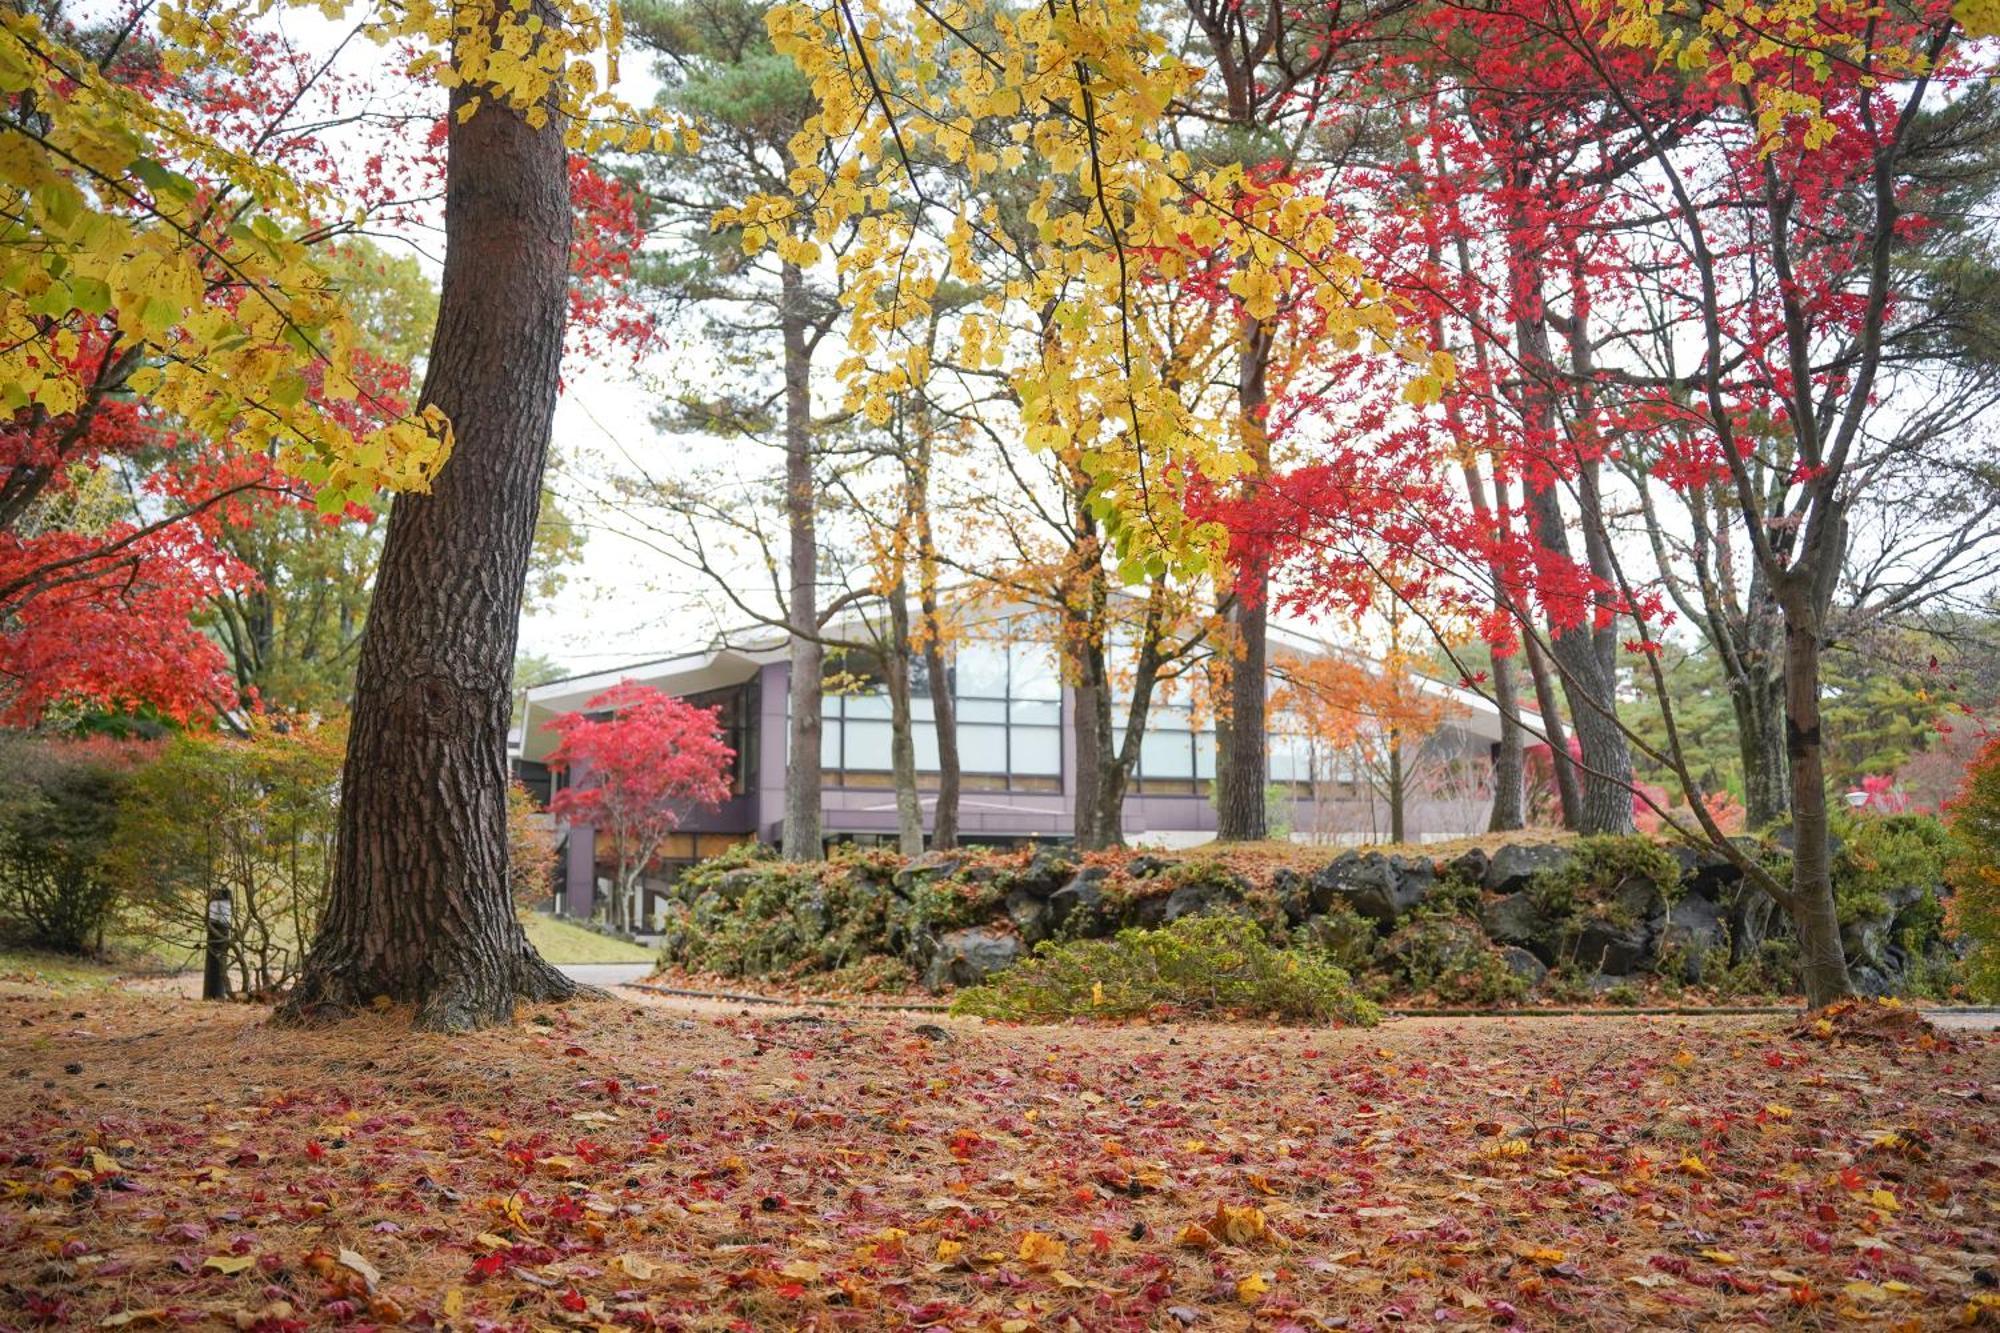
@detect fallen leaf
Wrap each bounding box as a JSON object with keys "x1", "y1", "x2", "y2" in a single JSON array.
[
  {"x1": 202, "y1": 1255, "x2": 255, "y2": 1276},
  {"x1": 338, "y1": 1248, "x2": 380, "y2": 1291}
]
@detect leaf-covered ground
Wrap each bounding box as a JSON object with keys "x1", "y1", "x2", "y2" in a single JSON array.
[{"x1": 1, "y1": 990, "x2": 1994, "y2": 1331}]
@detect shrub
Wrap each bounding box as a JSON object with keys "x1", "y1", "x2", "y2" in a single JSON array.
[
  {"x1": 507, "y1": 781, "x2": 559, "y2": 909},
  {"x1": 951, "y1": 914, "x2": 1380, "y2": 1025},
  {"x1": 1945, "y1": 736, "x2": 2000, "y2": 1001},
  {"x1": 1386, "y1": 914, "x2": 1530, "y2": 1006},
  {"x1": 0, "y1": 737, "x2": 145, "y2": 954},
  {"x1": 1830, "y1": 812, "x2": 1951, "y2": 929},
  {"x1": 1528, "y1": 833, "x2": 1681, "y2": 923},
  {"x1": 106, "y1": 722, "x2": 342, "y2": 991}
]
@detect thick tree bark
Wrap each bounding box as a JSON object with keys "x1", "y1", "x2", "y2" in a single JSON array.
[
  {"x1": 1779, "y1": 579, "x2": 1854, "y2": 1008},
  {"x1": 278, "y1": 60, "x2": 579, "y2": 1031},
  {"x1": 1216, "y1": 314, "x2": 1274, "y2": 842},
  {"x1": 1734, "y1": 665, "x2": 1789, "y2": 830},
  {"x1": 779, "y1": 261, "x2": 823, "y2": 862}
]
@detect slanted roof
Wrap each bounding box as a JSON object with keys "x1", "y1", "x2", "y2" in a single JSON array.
[{"x1": 516, "y1": 646, "x2": 777, "y2": 764}]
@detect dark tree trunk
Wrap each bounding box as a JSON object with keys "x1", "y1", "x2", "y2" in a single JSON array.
[
  {"x1": 923, "y1": 628, "x2": 959, "y2": 850},
  {"x1": 1735, "y1": 665, "x2": 1789, "y2": 831},
  {"x1": 779, "y1": 261, "x2": 823, "y2": 861},
  {"x1": 278, "y1": 63, "x2": 578, "y2": 1031},
  {"x1": 1216, "y1": 316, "x2": 1273, "y2": 842},
  {"x1": 1779, "y1": 579, "x2": 1853, "y2": 1008},
  {"x1": 1511, "y1": 320, "x2": 1633, "y2": 833},
  {"x1": 885, "y1": 592, "x2": 924, "y2": 857},
  {"x1": 1387, "y1": 735, "x2": 1406, "y2": 844},
  {"x1": 912, "y1": 426, "x2": 958, "y2": 848},
  {"x1": 1521, "y1": 631, "x2": 1583, "y2": 828},
  {"x1": 1466, "y1": 468, "x2": 1524, "y2": 831},
  {"x1": 1072, "y1": 638, "x2": 1120, "y2": 851}
]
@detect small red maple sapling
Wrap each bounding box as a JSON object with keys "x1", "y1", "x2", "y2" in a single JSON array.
[{"x1": 546, "y1": 681, "x2": 734, "y2": 934}]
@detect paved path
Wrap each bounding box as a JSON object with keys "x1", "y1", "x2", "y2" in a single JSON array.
[{"x1": 563, "y1": 963, "x2": 655, "y2": 988}]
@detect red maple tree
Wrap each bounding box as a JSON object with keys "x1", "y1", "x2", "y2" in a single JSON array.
[{"x1": 547, "y1": 681, "x2": 735, "y2": 934}]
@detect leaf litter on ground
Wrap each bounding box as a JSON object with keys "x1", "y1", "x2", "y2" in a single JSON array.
[{"x1": 0, "y1": 988, "x2": 1994, "y2": 1329}]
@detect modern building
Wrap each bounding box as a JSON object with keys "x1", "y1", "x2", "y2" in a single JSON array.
[{"x1": 515, "y1": 615, "x2": 1531, "y2": 926}]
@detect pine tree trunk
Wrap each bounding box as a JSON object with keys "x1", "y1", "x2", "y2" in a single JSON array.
[
  {"x1": 779, "y1": 261, "x2": 823, "y2": 862},
  {"x1": 1780, "y1": 582, "x2": 1854, "y2": 1008},
  {"x1": 1736, "y1": 669, "x2": 1790, "y2": 831},
  {"x1": 278, "y1": 60, "x2": 578, "y2": 1031}
]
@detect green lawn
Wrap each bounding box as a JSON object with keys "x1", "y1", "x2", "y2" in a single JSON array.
[
  {"x1": 0, "y1": 947, "x2": 130, "y2": 992},
  {"x1": 521, "y1": 912, "x2": 656, "y2": 965}
]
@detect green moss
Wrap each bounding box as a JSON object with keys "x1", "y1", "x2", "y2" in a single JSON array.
[{"x1": 952, "y1": 914, "x2": 1379, "y2": 1025}]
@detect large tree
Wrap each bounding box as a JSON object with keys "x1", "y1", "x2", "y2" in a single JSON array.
[{"x1": 280, "y1": 6, "x2": 583, "y2": 1029}]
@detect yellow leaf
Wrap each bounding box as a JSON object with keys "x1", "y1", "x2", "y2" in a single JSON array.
[
  {"x1": 615, "y1": 1253, "x2": 657, "y2": 1281},
  {"x1": 202, "y1": 1254, "x2": 255, "y2": 1275},
  {"x1": 935, "y1": 1239, "x2": 964, "y2": 1263},
  {"x1": 1017, "y1": 1231, "x2": 1067, "y2": 1270},
  {"x1": 1700, "y1": 1249, "x2": 1739, "y2": 1265},
  {"x1": 1237, "y1": 1272, "x2": 1271, "y2": 1303},
  {"x1": 1678, "y1": 1153, "x2": 1711, "y2": 1179}
]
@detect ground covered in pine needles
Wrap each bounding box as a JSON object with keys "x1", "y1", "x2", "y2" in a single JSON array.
[{"x1": 1, "y1": 989, "x2": 1995, "y2": 1331}]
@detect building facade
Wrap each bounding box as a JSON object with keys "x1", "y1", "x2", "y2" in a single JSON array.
[{"x1": 516, "y1": 626, "x2": 1525, "y2": 926}]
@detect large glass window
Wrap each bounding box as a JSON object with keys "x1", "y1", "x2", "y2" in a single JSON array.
[
  {"x1": 817, "y1": 635, "x2": 1064, "y2": 792},
  {"x1": 684, "y1": 680, "x2": 757, "y2": 795}
]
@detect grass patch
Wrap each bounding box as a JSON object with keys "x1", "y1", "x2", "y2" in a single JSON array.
[
  {"x1": 952, "y1": 914, "x2": 1380, "y2": 1025},
  {"x1": 520, "y1": 912, "x2": 655, "y2": 965},
  {"x1": 0, "y1": 947, "x2": 128, "y2": 992}
]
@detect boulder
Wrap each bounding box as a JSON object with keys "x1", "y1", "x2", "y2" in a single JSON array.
[
  {"x1": 1483, "y1": 843, "x2": 1573, "y2": 895},
  {"x1": 1669, "y1": 845, "x2": 1743, "y2": 901},
  {"x1": 1445, "y1": 847, "x2": 1491, "y2": 888},
  {"x1": 1272, "y1": 868, "x2": 1312, "y2": 926},
  {"x1": 1312, "y1": 851, "x2": 1435, "y2": 927},
  {"x1": 1125, "y1": 854, "x2": 1171, "y2": 880},
  {"x1": 1726, "y1": 883, "x2": 1780, "y2": 966},
  {"x1": 1296, "y1": 910, "x2": 1378, "y2": 971},
  {"x1": 1005, "y1": 888, "x2": 1052, "y2": 948},
  {"x1": 1841, "y1": 910, "x2": 1893, "y2": 973},
  {"x1": 1573, "y1": 913, "x2": 1653, "y2": 975},
  {"x1": 1611, "y1": 875, "x2": 1669, "y2": 925},
  {"x1": 1383, "y1": 917, "x2": 1486, "y2": 981},
  {"x1": 1047, "y1": 867, "x2": 1108, "y2": 933},
  {"x1": 893, "y1": 851, "x2": 964, "y2": 894},
  {"x1": 1015, "y1": 846, "x2": 1076, "y2": 899},
  {"x1": 1480, "y1": 892, "x2": 1559, "y2": 964},
  {"x1": 924, "y1": 926, "x2": 1021, "y2": 992},
  {"x1": 1498, "y1": 946, "x2": 1548, "y2": 988},
  {"x1": 1160, "y1": 877, "x2": 1244, "y2": 925},
  {"x1": 1660, "y1": 894, "x2": 1728, "y2": 982}
]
